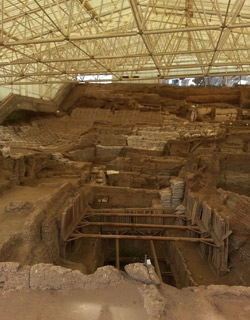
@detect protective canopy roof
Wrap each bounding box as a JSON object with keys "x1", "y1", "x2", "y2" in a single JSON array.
[{"x1": 1, "y1": 0, "x2": 250, "y2": 85}]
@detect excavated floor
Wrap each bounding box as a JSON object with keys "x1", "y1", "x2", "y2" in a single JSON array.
[{"x1": 1, "y1": 84, "x2": 250, "y2": 318}]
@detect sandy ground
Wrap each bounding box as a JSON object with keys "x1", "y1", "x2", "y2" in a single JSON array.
[
  {"x1": 0, "y1": 282, "x2": 148, "y2": 320},
  {"x1": 162, "y1": 285, "x2": 250, "y2": 320},
  {"x1": 1, "y1": 282, "x2": 250, "y2": 320}
]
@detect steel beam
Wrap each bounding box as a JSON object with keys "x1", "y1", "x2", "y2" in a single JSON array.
[
  {"x1": 1, "y1": 59, "x2": 250, "y2": 78},
  {"x1": 5, "y1": 23, "x2": 250, "y2": 47},
  {"x1": 129, "y1": 0, "x2": 161, "y2": 75},
  {"x1": 2, "y1": 69, "x2": 250, "y2": 85},
  {"x1": 3, "y1": 23, "x2": 250, "y2": 47},
  {"x1": 2, "y1": 46, "x2": 250, "y2": 67}
]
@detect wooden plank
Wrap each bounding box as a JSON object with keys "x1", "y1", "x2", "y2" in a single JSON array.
[
  {"x1": 191, "y1": 200, "x2": 199, "y2": 225},
  {"x1": 68, "y1": 233, "x2": 214, "y2": 243},
  {"x1": 202, "y1": 202, "x2": 212, "y2": 231},
  {"x1": 150, "y1": 240, "x2": 163, "y2": 282},
  {"x1": 77, "y1": 221, "x2": 200, "y2": 231},
  {"x1": 84, "y1": 213, "x2": 186, "y2": 218},
  {"x1": 116, "y1": 230, "x2": 120, "y2": 270},
  {"x1": 89, "y1": 207, "x2": 166, "y2": 211}
]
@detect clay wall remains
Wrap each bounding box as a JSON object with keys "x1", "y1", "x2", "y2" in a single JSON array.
[
  {"x1": 89, "y1": 185, "x2": 159, "y2": 209},
  {"x1": 185, "y1": 189, "x2": 231, "y2": 275},
  {"x1": 60, "y1": 84, "x2": 250, "y2": 113}
]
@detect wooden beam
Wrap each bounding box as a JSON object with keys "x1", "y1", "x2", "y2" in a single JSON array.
[
  {"x1": 116, "y1": 230, "x2": 120, "y2": 270},
  {"x1": 89, "y1": 207, "x2": 170, "y2": 212},
  {"x1": 88, "y1": 207, "x2": 172, "y2": 213},
  {"x1": 68, "y1": 233, "x2": 214, "y2": 244},
  {"x1": 77, "y1": 221, "x2": 198, "y2": 231},
  {"x1": 150, "y1": 240, "x2": 163, "y2": 282},
  {"x1": 85, "y1": 213, "x2": 186, "y2": 219}
]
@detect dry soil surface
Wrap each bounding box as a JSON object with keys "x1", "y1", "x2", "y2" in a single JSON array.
[{"x1": 0, "y1": 281, "x2": 148, "y2": 320}]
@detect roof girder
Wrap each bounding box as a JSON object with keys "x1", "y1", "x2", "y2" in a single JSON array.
[{"x1": 1, "y1": 0, "x2": 250, "y2": 85}]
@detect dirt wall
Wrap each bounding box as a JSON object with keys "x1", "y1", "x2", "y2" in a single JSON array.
[
  {"x1": 89, "y1": 185, "x2": 159, "y2": 208},
  {"x1": 60, "y1": 84, "x2": 250, "y2": 113},
  {"x1": 0, "y1": 182, "x2": 81, "y2": 267}
]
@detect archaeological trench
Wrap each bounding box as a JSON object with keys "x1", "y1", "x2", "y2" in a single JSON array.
[{"x1": 0, "y1": 84, "x2": 250, "y2": 319}]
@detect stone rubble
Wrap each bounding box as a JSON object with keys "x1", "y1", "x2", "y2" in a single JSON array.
[
  {"x1": 5, "y1": 201, "x2": 34, "y2": 213},
  {"x1": 0, "y1": 146, "x2": 10, "y2": 158},
  {"x1": 0, "y1": 262, "x2": 123, "y2": 291},
  {"x1": 124, "y1": 263, "x2": 161, "y2": 285}
]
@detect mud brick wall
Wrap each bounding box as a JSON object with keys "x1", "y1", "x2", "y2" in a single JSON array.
[
  {"x1": 68, "y1": 148, "x2": 95, "y2": 161},
  {"x1": 165, "y1": 241, "x2": 197, "y2": 288},
  {"x1": 218, "y1": 154, "x2": 250, "y2": 194},
  {"x1": 90, "y1": 185, "x2": 159, "y2": 208},
  {"x1": 71, "y1": 107, "x2": 162, "y2": 126},
  {"x1": 96, "y1": 145, "x2": 123, "y2": 162},
  {"x1": 217, "y1": 189, "x2": 250, "y2": 237},
  {"x1": 185, "y1": 190, "x2": 230, "y2": 275},
  {"x1": 61, "y1": 84, "x2": 250, "y2": 111},
  {"x1": 1, "y1": 153, "x2": 55, "y2": 185}
]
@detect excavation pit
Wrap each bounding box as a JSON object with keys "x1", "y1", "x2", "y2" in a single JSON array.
[{"x1": 1, "y1": 84, "x2": 250, "y2": 319}]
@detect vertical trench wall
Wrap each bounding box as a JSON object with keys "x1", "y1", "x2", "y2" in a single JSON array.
[{"x1": 185, "y1": 190, "x2": 231, "y2": 275}]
